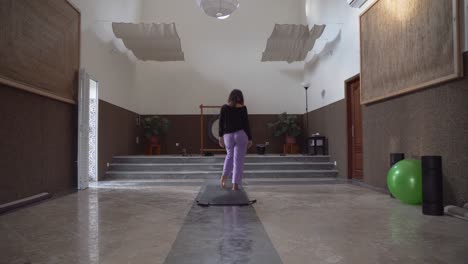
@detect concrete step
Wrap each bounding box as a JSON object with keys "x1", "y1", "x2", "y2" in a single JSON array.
[
  {"x1": 112, "y1": 155, "x2": 331, "y2": 164},
  {"x1": 108, "y1": 162, "x2": 335, "y2": 172},
  {"x1": 105, "y1": 169, "x2": 339, "y2": 180},
  {"x1": 96, "y1": 178, "x2": 342, "y2": 187}
]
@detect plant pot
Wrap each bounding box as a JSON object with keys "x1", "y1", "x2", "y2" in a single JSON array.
[
  {"x1": 149, "y1": 136, "x2": 160, "y2": 145},
  {"x1": 285, "y1": 135, "x2": 296, "y2": 144}
]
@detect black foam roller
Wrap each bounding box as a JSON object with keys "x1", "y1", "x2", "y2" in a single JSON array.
[{"x1": 422, "y1": 156, "x2": 443, "y2": 216}]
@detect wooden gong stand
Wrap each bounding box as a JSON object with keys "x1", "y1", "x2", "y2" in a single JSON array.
[{"x1": 200, "y1": 104, "x2": 226, "y2": 155}]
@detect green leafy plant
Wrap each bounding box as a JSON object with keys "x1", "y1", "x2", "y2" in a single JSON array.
[
  {"x1": 142, "y1": 115, "x2": 170, "y2": 139},
  {"x1": 267, "y1": 112, "x2": 302, "y2": 137}
]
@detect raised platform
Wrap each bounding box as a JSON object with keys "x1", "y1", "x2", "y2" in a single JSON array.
[
  {"x1": 104, "y1": 155, "x2": 338, "y2": 180},
  {"x1": 111, "y1": 155, "x2": 332, "y2": 163}
]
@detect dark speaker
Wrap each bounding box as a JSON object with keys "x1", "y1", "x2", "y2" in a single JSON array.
[
  {"x1": 256, "y1": 144, "x2": 266, "y2": 155},
  {"x1": 389, "y1": 153, "x2": 405, "y2": 198},
  {"x1": 422, "y1": 156, "x2": 443, "y2": 216},
  {"x1": 390, "y1": 153, "x2": 405, "y2": 167}
]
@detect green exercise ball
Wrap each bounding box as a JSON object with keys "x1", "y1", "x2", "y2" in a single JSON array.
[{"x1": 387, "y1": 159, "x2": 422, "y2": 205}]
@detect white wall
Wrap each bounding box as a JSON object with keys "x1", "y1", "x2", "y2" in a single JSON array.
[
  {"x1": 135, "y1": 0, "x2": 305, "y2": 115},
  {"x1": 304, "y1": 0, "x2": 468, "y2": 112},
  {"x1": 303, "y1": 0, "x2": 362, "y2": 111},
  {"x1": 68, "y1": 0, "x2": 142, "y2": 112}
]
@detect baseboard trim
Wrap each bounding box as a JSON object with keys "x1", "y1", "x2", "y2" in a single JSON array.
[
  {"x1": 0, "y1": 193, "x2": 52, "y2": 215},
  {"x1": 348, "y1": 179, "x2": 390, "y2": 195}
]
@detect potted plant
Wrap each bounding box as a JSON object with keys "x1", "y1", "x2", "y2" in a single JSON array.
[
  {"x1": 267, "y1": 112, "x2": 302, "y2": 144},
  {"x1": 142, "y1": 115, "x2": 170, "y2": 145}
]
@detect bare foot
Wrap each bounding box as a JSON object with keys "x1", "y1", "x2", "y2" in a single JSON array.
[
  {"x1": 220, "y1": 176, "x2": 227, "y2": 188},
  {"x1": 232, "y1": 183, "x2": 239, "y2": 191}
]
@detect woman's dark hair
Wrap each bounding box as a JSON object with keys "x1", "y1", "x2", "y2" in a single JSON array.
[{"x1": 228, "y1": 89, "x2": 244, "y2": 107}]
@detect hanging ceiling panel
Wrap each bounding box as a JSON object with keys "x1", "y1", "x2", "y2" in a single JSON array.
[
  {"x1": 262, "y1": 24, "x2": 326, "y2": 63},
  {"x1": 112, "y1": 22, "x2": 184, "y2": 62}
]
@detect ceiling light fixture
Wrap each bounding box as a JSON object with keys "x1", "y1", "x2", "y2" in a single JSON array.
[
  {"x1": 216, "y1": 14, "x2": 230, "y2": 20},
  {"x1": 197, "y1": 0, "x2": 239, "y2": 20}
]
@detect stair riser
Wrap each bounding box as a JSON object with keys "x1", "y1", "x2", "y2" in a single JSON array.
[
  {"x1": 105, "y1": 172, "x2": 338, "y2": 180},
  {"x1": 109, "y1": 164, "x2": 335, "y2": 171},
  {"x1": 112, "y1": 156, "x2": 331, "y2": 164}
]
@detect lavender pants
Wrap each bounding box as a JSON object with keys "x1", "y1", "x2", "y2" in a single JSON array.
[{"x1": 222, "y1": 130, "x2": 248, "y2": 184}]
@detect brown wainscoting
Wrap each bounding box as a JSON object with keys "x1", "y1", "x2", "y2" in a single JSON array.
[
  {"x1": 362, "y1": 52, "x2": 468, "y2": 206},
  {"x1": 0, "y1": 84, "x2": 77, "y2": 204},
  {"x1": 98, "y1": 100, "x2": 141, "y2": 180},
  {"x1": 249, "y1": 115, "x2": 304, "y2": 154},
  {"x1": 141, "y1": 114, "x2": 303, "y2": 155},
  {"x1": 303, "y1": 100, "x2": 348, "y2": 178}
]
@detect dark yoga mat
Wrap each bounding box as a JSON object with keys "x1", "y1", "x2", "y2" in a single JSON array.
[
  {"x1": 196, "y1": 181, "x2": 256, "y2": 207},
  {"x1": 164, "y1": 183, "x2": 282, "y2": 264}
]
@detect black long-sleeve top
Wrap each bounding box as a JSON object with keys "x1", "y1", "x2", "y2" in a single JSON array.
[{"x1": 218, "y1": 104, "x2": 252, "y2": 140}]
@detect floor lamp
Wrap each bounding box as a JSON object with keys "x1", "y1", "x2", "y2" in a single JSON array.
[{"x1": 302, "y1": 83, "x2": 310, "y2": 155}]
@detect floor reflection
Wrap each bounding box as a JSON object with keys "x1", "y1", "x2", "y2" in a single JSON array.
[
  {"x1": 78, "y1": 190, "x2": 100, "y2": 264},
  {"x1": 3, "y1": 184, "x2": 467, "y2": 264},
  {"x1": 219, "y1": 206, "x2": 253, "y2": 263}
]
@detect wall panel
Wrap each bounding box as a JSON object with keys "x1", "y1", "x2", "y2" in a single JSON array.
[
  {"x1": 360, "y1": 0, "x2": 462, "y2": 104},
  {"x1": 304, "y1": 100, "x2": 348, "y2": 177},
  {"x1": 0, "y1": 0, "x2": 80, "y2": 103},
  {"x1": 0, "y1": 84, "x2": 77, "y2": 204},
  {"x1": 98, "y1": 100, "x2": 141, "y2": 180},
  {"x1": 362, "y1": 52, "x2": 468, "y2": 206}
]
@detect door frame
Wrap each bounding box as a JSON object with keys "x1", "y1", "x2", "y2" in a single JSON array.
[
  {"x1": 77, "y1": 70, "x2": 99, "y2": 190},
  {"x1": 345, "y1": 73, "x2": 361, "y2": 180}
]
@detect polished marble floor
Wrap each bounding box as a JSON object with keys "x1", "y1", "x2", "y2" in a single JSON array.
[{"x1": 1, "y1": 182, "x2": 467, "y2": 264}]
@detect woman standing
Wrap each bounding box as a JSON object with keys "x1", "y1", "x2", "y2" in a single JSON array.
[{"x1": 219, "y1": 89, "x2": 252, "y2": 191}]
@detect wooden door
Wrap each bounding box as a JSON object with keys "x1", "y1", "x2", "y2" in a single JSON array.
[{"x1": 346, "y1": 75, "x2": 363, "y2": 180}]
